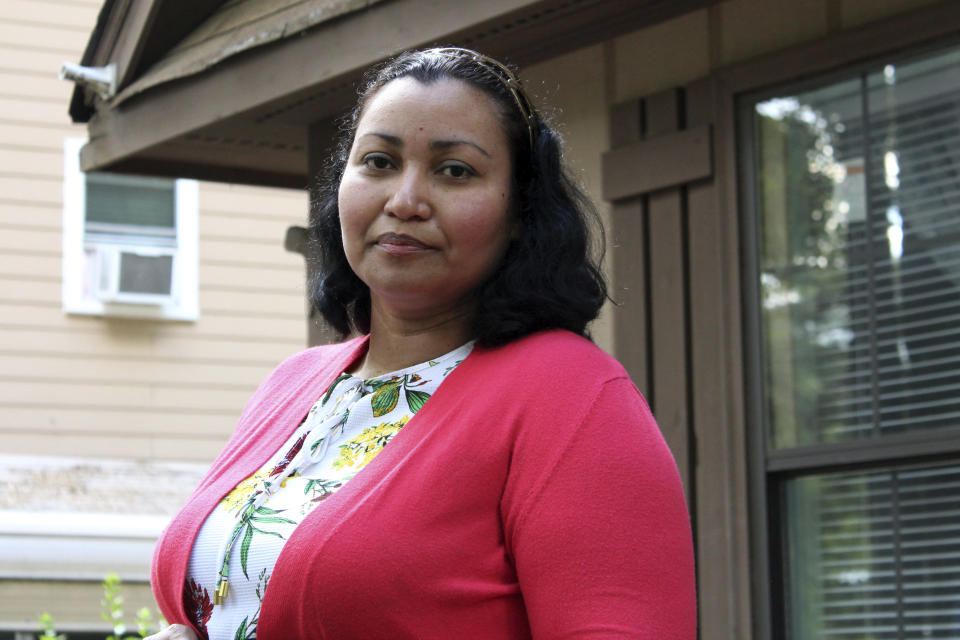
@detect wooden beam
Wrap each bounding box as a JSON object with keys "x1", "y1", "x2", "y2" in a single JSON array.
[
  {"x1": 447, "y1": 0, "x2": 720, "y2": 71},
  {"x1": 96, "y1": 0, "x2": 164, "y2": 89},
  {"x1": 601, "y1": 124, "x2": 712, "y2": 201},
  {"x1": 610, "y1": 198, "x2": 649, "y2": 398},
  {"x1": 607, "y1": 98, "x2": 649, "y2": 398},
  {"x1": 79, "y1": 0, "x2": 719, "y2": 176},
  {"x1": 684, "y1": 75, "x2": 753, "y2": 640},
  {"x1": 716, "y1": 0, "x2": 960, "y2": 96},
  {"x1": 142, "y1": 135, "x2": 306, "y2": 179},
  {"x1": 90, "y1": 0, "x2": 134, "y2": 67},
  {"x1": 96, "y1": 156, "x2": 306, "y2": 189},
  {"x1": 80, "y1": 0, "x2": 561, "y2": 172},
  {"x1": 643, "y1": 88, "x2": 691, "y2": 489}
]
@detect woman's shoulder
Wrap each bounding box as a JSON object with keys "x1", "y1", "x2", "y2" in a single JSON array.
[
  {"x1": 285, "y1": 334, "x2": 367, "y2": 365},
  {"x1": 474, "y1": 329, "x2": 628, "y2": 383}
]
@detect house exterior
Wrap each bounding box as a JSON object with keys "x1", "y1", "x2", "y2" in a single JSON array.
[
  {"x1": 0, "y1": 0, "x2": 311, "y2": 635},
  {"x1": 5, "y1": 0, "x2": 959, "y2": 637}
]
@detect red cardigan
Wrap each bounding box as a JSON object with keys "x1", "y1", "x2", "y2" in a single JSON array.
[{"x1": 152, "y1": 330, "x2": 696, "y2": 639}]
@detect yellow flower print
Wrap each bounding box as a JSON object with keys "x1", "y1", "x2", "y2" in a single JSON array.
[
  {"x1": 221, "y1": 470, "x2": 268, "y2": 511},
  {"x1": 220, "y1": 470, "x2": 293, "y2": 512},
  {"x1": 332, "y1": 416, "x2": 409, "y2": 471}
]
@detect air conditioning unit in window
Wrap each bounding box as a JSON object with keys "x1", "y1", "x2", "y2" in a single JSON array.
[{"x1": 92, "y1": 244, "x2": 177, "y2": 305}]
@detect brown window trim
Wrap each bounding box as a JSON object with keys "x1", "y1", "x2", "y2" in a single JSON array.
[{"x1": 731, "y1": 5, "x2": 960, "y2": 638}]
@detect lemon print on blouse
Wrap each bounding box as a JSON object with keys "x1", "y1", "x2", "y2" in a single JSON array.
[{"x1": 333, "y1": 416, "x2": 410, "y2": 470}]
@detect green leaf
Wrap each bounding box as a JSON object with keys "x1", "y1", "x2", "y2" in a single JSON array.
[
  {"x1": 371, "y1": 383, "x2": 400, "y2": 417},
  {"x1": 240, "y1": 501, "x2": 257, "y2": 518},
  {"x1": 365, "y1": 376, "x2": 397, "y2": 390},
  {"x1": 234, "y1": 618, "x2": 249, "y2": 640},
  {"x1": 321, "y1": 373, "x2": 351, "y2": 405},
  {"x1": 250, "y1": 506, "x2": 297, "y2": 524},
  {"x1": 331, "y1": 411, "x2": 349, "y2": 434},
  {"x1": 250, "y1": 526, "x2": 285, "y2": 540},
  {"x1": 240, "y1": 525, "x2": 253, "y2": 578},
  {"x1": 405, "y1": 389, "x2": 431, "y2": 413},
  {"x1": 251, "y1": 515, "x2": 297, "y2": 525}
]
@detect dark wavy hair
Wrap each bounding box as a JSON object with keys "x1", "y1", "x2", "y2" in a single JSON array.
[{"x1": 309, "y1": 48, "x2": 607, "y2": 347}]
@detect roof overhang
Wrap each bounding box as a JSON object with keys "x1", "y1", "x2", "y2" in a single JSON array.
[{"x1": 71, "y1": 0, "x2": 720, "y2": 188}]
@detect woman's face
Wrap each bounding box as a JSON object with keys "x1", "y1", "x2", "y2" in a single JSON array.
[{"x1": 338, "y1": 76, "x2": 515, "y2": 321}]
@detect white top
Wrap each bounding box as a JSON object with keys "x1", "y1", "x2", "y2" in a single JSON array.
[{"x1": 184, "y1": 341, "x2": 474, "y2": 639}]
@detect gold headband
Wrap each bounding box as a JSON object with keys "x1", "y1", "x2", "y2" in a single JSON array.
[{"x1": 430, "y1": 47, "x2": 537, "y2": 149}]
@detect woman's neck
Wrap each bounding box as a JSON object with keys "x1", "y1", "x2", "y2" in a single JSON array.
[{"x1": 350, "y1": 301, "x2": 475, "y2": 379}]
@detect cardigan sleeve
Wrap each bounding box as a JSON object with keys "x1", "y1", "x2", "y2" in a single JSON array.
[{"x1": 507, "y1": 376, "x2": 697, "y2": 639}]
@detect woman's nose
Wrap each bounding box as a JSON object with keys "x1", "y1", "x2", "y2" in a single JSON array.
[{"x1": 385, "y1": 171, "x2": 431, "y2": 220}]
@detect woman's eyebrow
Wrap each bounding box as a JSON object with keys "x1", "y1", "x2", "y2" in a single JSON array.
[
  {"x1": 358, "y1": 132, "x2": 490, "y2": 158},
  {"x1": 359, "y1": 132, "x2": 403, "y2": 146},
  {"x1": 430, "y1": 139, "x2": 490, "y2": 157}
]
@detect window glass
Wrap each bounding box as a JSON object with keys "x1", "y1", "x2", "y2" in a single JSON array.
[
  {"x1": 61, "y1": 138, "x2": 199, "y2": 321},
  {"x1": 786, "y1": 462, "x2": 960, "y2": 639},
  {"x1": 85, "y1": 172, "x2": 177, "y2": 235},
  {"x1": 863, "y1": 51, "x2": 960, "y2": 438},
  {"x1": 754, "y1": 47, "x2": 960, "y2": 449}
]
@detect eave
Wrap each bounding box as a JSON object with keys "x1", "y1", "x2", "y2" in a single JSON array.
[{"x1": 73, "y1": 0, "x2": 719, "y2": 188}]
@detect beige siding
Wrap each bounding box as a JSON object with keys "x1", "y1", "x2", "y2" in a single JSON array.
[
  {"x1": 0, "y1": 3, "x2": 309, "y2": 463},
  {"x1": 0, "y1": 0, "x2": 308, "y2": 629}
]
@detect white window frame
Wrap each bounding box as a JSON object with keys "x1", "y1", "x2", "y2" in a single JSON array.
[{"x1": 62, "y1": 137, "x2": 199, "y2": 321}]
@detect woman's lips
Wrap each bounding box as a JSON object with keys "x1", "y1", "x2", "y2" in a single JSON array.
[{"x1": 375, "y1": 233, "x2": 434, "y2": 255}]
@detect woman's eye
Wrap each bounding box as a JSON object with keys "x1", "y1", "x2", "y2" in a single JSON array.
[
  {"x1": 361, "y1": 153, "x2": 393, "y2": 170},
  {"x1": 439, "y1": 163, "x2": 474, "y2": 179}
]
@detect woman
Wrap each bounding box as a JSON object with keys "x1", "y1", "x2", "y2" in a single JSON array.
[{"x1": 148, "y1": 48, "x2": 696, "y2": 640}]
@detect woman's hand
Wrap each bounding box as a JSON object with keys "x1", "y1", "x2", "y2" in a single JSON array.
[{"x1": 144, "y1": 624, "x2": 199, "y2": 640}]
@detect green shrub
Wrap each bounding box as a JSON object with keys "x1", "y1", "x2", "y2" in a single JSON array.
[{"x1": 38, "y1": 574, "x2": 165, "y2": 640}]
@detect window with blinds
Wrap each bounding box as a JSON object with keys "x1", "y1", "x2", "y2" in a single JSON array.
[
  {"x1": 786, "y1": 462, "x2": 960, "y2": 639},
  {"x1": 85, "y1": 172, "x2": 177, "y2": 243},
  {"x1": 746, "y1": 45, "x2": 960, "y2": 639},
  {"x1": 61, "y1": 138, "x2": 198, "y2": 320}
]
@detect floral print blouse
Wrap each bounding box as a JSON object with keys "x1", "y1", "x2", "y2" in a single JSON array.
[{"x1": 184, "y1": 341, "x2": 474, "y2": 639}]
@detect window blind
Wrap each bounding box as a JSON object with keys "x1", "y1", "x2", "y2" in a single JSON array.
[
  {"x1": 757, "y1": 53, "x2": 960, "y2": 447},
  {"x1": 752, "y1": 44, "x2": 960, "y2": 640},
  {"x1": 85, "y1": 172, "x2": 176, "y2": 231},
  {"x1": 787, "y1": 463, "x2": 960, "y2": 639}
]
